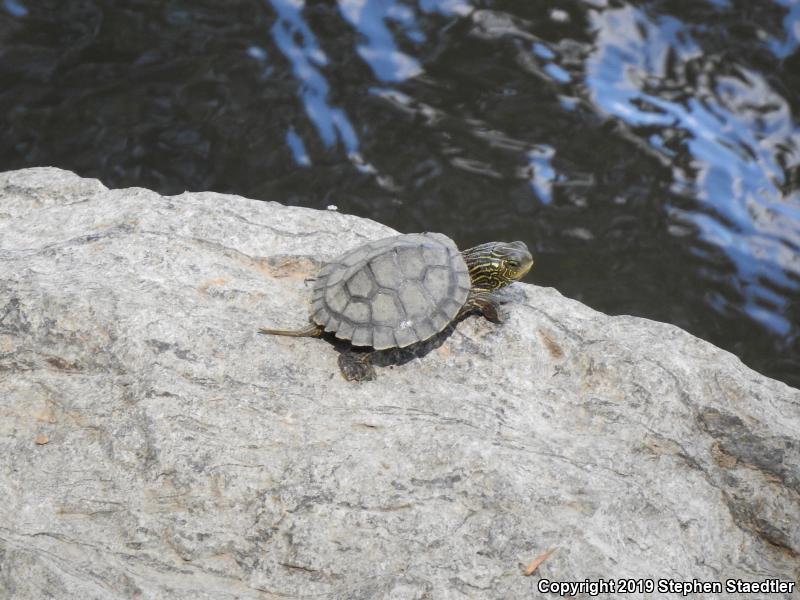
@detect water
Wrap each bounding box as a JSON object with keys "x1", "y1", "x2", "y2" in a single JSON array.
[{"x1": 1, "y1": 0, "x2": 798, "y2": 387}]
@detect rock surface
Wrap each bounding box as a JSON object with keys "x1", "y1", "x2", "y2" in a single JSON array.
[{"x1": 1, "y1": 167, "x2": 798, "y2": 599}]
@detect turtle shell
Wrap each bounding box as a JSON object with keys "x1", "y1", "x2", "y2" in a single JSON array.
[{"x1": 310, "y1": 233, "x2": 472, "y2": 350}]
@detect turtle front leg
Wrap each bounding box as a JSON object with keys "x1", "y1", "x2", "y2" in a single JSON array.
[
  {"x1": 459, "y1": 291, "x2": 503, "y2": 323},
  {"x1": 338, "y1": 350, "x2": 377, "y2": 382}
]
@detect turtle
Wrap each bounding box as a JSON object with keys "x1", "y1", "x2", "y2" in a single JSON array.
[{"x1": 259, "y1": 232, "x2": 533, "y2": 381}]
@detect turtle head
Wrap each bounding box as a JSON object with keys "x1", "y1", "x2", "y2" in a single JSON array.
[{"x1": 461, "y1": 241, "x2": 533, "y2": 291}]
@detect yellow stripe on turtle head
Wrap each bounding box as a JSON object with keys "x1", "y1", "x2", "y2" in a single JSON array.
[{"x1": 461, "y1": 241, "x2": 534, "y2": 291}]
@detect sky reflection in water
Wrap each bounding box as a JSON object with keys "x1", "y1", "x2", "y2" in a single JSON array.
[
  {"x1": 269, "y1": 0, "x2": 359, "y2": 154},
  {"x1": 267, "y1": 0, "x2": 470, "y2": 155},
  {"x1": 585, "y1": 5, "x2": 800, "y2": 336},
  {"x1": 2, "y1": 0, "x2": 26, "y2": 18}
]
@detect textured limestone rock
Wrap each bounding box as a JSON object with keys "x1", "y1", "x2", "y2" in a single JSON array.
[{"x1": 1, "y1": 167, "x2": 798, "y2": 599}]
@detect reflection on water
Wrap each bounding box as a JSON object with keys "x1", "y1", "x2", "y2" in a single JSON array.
[
  {"x1": 769, "y1": 0, "x2": 800, "y2": 58},
  {"x1": 586, "y1": 5, "x2": 800, "y2": 336},
  {"x1": 269, "y1": 0, "x2": 359, "y2": 153},
  {"x1": 337, "y1": 0, "x2": 424, "y2": 82},
  {"x1": 526, "y1": 145, "x2": 556, "y2": 205},
  {"x1": 3, "y1": 0, "x2": 26, "y2": 18},
  {"x1": 337, "y1": 0, "x2": 470, "y2": 82},
  {"x1": 1, "y1": 0, "x2": 798, "y2": 386}
]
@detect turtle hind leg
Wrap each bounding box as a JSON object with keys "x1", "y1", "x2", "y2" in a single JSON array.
[
  {"x1": 338, "y1": 350, "x2": 377, "y2": 382},
  {"x1": 258, "y1": 322, "x2": 323, "y2": 337}
]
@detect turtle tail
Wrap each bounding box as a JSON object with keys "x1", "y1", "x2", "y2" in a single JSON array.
[{"x1": 258, "y1": 323, "x2": 323, "y2": 338}]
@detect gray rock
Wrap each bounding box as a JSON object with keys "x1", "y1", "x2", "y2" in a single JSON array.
[{"x1": 0, "y1": 167, "x2": 798, "y2": 599}]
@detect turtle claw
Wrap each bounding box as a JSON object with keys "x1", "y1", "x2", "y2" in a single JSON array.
[
  {"x1": 338, "y1": 352, "x2": 377, "y2": 382},
  {"x1": 484, "y1": 305, "x2": 504, "y2": 324}
]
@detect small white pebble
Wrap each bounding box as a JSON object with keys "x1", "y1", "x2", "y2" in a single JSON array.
[
  {"x1": 326, "y1": 205, "x2": 338, "y2": 211},
  {"x1": 550, "y1": 9, "x2": 569, "y2": 22}
]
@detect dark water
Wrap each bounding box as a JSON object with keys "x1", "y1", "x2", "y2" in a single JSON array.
[{"x1": 2, "y1": 0, "x2": 799, "y2": 387}]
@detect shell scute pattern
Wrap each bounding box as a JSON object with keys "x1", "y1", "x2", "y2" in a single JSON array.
[
  {"x1": 351, "y1": 326, "x2": 372, "y2": 346},
  {"x1": 441, "y1": 296, "x2": 465, "y2": 316},
  {"x1": 311, "y1": 233, "x2": 471, "y2": 350},
  {"x1": 336, "y1": 320, "x2": 355, "y2": 340},
  {"x1": 393, "y1": 326, "x2": 418, "y2": 348},
  {"x1": 346, "y1": 269, "x2": 375, "y2": 298},
  {"x1": 324, "y1": 315, "x2": 340, "y2": 333},
  {"x1": 342, "y1": 246, "x2": 371, "y2": 267},
  {"x1": 397, "y1": 247, "x2": 427, "y2": 279},
  {"x1": 422, "y1": 266, "x2": 451, "y2": 302},
  {"x1": 324, "y1": 285, "x2": 348, "y2": 313},
  {"x1": 413, "y1": 318, "x2": 437, "y2": 341},
  {"x1": 372, "y1": 291, "x2": 403, "y2": 324},
  {"x1": 325, "y1": 266, "x2": 346, "y2": 287},
  {"x1": 371, "y1": 252, "x2": 403, "y2": 289},
  {"x1": 397, "y1": 280, "x2": 432, "y2": 317},
  {"x1": 421, "y1": 244, "x2": 449, "y2": 266},
  {"x1": 343, "y1": 299, "x2": 371, "y2": 323},
  {"x1": 429, "y1": 310, "x2": 451, "y2": 332},
  {"x1": 372, "y1": 325, "x2": 395, "y2": 350}
]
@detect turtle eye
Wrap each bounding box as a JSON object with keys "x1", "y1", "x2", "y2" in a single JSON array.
[{"x1": 507, "y1": 260, "x2": 519, "y2": 268}]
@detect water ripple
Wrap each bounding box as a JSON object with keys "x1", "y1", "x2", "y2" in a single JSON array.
[
  {"x1": 586, "y1": 5, "x2": 800, "y2": 335},
  {"x1": 268, "y1": 0, "x2": 359, "y2": 154}
]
